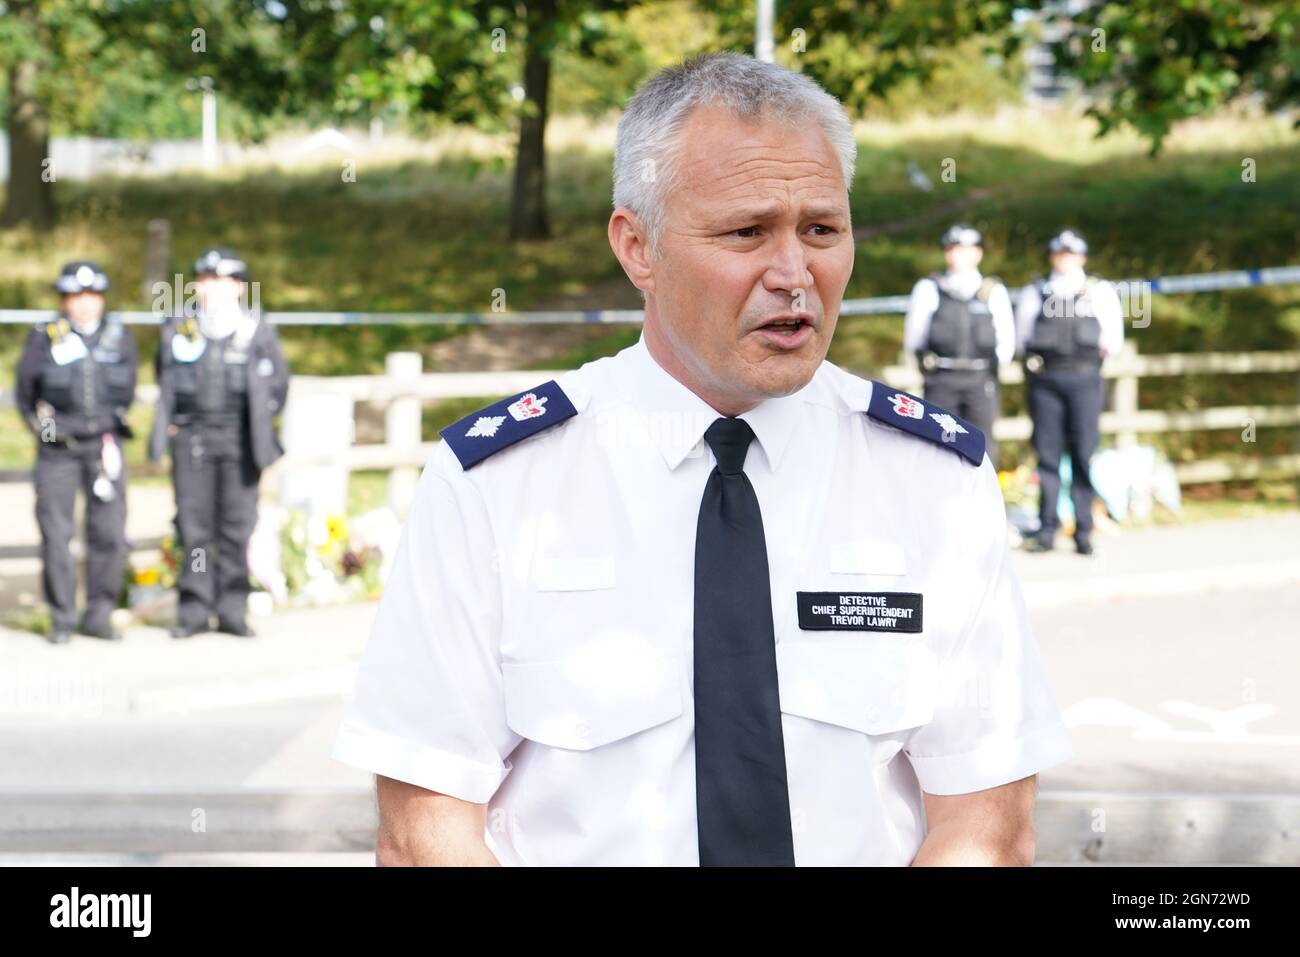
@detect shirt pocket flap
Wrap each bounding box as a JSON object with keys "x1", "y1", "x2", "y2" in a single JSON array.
[
  {"x1": 777, "y1": 639, "x2": 938, "y2": 734},
  {"x1": 503, "y1": 652, "x2": 682, "y2": 750},
  {"x1": 828, "y1": 540, "x2": 906, "y2": 576},
  {"x1": 534, "y1": 556, "x2": 617, "y2": 592}
]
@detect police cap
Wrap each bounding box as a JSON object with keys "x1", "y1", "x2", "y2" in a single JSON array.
[
  {"x1": 52, "y1": 261, "x2": 110, "y2": 294},
  {"x1": 1048, "y1": 229, "x2": 1088, "y2": 254},
  {"x1": 193, "y1": 246, "x2": 250, "y2": 281},
  {"x1": 940, "y1": 224, "x2": 983, "y2": 249}
]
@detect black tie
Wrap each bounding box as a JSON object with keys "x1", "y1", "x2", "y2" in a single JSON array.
[{"x1": 693, "y1": 416, "x2": 796, "y2": 866}]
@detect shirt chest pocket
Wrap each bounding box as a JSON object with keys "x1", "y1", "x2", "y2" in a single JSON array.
[
  {"x1": 776, "y1": 638, "x2": 939, "y2": 743},
  {"x1": 502, "y1": 650, "x2": 684, "y2": 751}
]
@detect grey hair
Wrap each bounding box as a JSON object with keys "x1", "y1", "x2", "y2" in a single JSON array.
[{"x1": 613, "y1": 52, "x2": 857, "y2": 260}]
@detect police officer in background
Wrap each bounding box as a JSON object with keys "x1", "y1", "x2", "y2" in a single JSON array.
[
  {"x1": 903, "y1": 224, "x2": 1015, "y2": 466},
  {"x1": 15, "y1": 262, "x2": 137, "y2": 644},
  {"x1": 1016, "y1": 229, "x2": 1124, "y2": 555},
  {"x1": 150, "y1": 247, "x2": 289, "y2": 638}
]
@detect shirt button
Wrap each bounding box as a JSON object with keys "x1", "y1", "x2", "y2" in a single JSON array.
[{"x1": 574, "y1": 721, "x2": 590, "y2": 739}]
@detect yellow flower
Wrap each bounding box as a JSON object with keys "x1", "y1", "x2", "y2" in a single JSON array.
[
  {"x1": 135, "y1": 568, "x2": 160, "y2": 586},
  {"x1": 326, "y1": 515, "x2": 348, "y2": 543}
]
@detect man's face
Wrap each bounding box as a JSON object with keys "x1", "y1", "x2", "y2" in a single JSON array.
[
  {"x1": 943, "y1": 244, "x2": 983, "y2": 273},
  {"x1": 1050, "y1": 251, "x2": 1086, "y2": 274},
  {"x1": 635, "y1": 105, "x2": 854, "y2": 414},
  {"x1": 195, "y1": 274, "x2": 244, "y2": 314},
  {"x1": 61, "y1": 292, "x2": 104, "y2": 330}
]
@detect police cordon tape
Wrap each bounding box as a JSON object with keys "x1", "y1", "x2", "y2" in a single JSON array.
[{"x1": 2, "y1": 264, "x2": 1298, "y2": 326}]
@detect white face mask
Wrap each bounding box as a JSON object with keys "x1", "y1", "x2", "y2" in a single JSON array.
[
  {"x1": 1049, "y1": 268, "x2": 1086, "y2": 297},
  {"x1": 63, "y1": 293, "x2": 104, "y2": 337},
  {"x1": 70, "y1": 315, "x2": 102, "y2": 338},
  {"x1": 197, "y1": 301, "x2": 242, "y2": 340}
]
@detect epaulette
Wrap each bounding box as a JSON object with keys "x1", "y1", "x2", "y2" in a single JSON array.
[
  {"x1": 865, "y1": 382, "x2": 985, "y2": 466},
  {"x1": 977, "y1": 276, "x2": 1001, "y2": 301},
  {"x1": 44, "y1": 318, "x2": 71, "y2": 343},
  {"x1": 439, "y1": 379, "x2": 577, "y2": 470}
]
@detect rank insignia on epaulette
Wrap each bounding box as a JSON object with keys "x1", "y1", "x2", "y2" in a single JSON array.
[
  {"x1": 440, "y1": 380, "x2": 577, "y2": 469},
  {"x1": 865, "y1": 382, "x2": 986, "y2": 466},
  {"x1": 45, "y1": 318, "x2": 70, "y2": 342}
]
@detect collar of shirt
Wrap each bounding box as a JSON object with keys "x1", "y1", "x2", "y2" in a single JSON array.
[
  {"x1": 616, "y1": 332, "x2": 806, "y2": 474},
  {"x1": 940, "y1": 269, "x2": 983, "y2": 299}
]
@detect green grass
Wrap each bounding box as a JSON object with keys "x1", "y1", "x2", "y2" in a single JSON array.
[{"x1": 347, "y1": 470, "x2": 390, "y2": 516}]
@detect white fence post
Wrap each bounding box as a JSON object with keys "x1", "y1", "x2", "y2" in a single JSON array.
[
  {"x1": 1114, "y1": 339, "x2": 1140, "y2": 450},
  {"x1": 386, "y1": 352, "x2": 423, "y2": 516},
  {"x1": 278, "y1": 382, "x2": 354, "y2": 517}
]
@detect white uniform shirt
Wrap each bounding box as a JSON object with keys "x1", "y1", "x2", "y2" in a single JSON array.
[
  {"x1": 903, "y1": 270, "x2": 1016, "y2": 367},
  {"x1": 1015, "y1": 268, "x2": 1125, "y2": 358},
  {"x1": 332, "y1": 335, "x2": 1073, "y2": 865}
]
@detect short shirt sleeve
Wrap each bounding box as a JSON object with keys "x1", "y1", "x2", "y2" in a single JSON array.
[
  {"x1": 1014, "y1": 283, "x2": 1043, "y2": 355},
  {"x1": 988, "y1": 282, "x2": 1016, "y2": 367},
  {"x1": 331, "y1": 441, "x2": 521, "y2": 803},
  {"x1": 902, "y1": 278, "x2": 939, "y2": 356},
  {"x1": 903, "y1": 459, "x2": 1074, "y2": 794},
  {"x1": 1092, "y1": 279, "x2": 1126, "y2": 357}
]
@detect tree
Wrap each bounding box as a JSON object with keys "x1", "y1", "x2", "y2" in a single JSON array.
[
  {"x1": 744, "y1": 0, "x2": 1297, "y2": 155},
  {"x1": 280, "y1": 0, "x2": 639, "y2": 240},
  {"x1": 0, "y1": 0, "x2": 106, "y2": 229},
  {"x1": 711, "y1": 0, "x2": 1025, "y2": 115},
  {"x1": 0, "y1": 0, "x2": 270, "y2": 230},
  {"x1": 118, "y1": 1, "x2": 642, "y2": 240},
  {"x1": 1048, "y1": 0, "x2": 1300, "y2": 154}
]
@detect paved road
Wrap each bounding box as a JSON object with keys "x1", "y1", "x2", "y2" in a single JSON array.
[{"x1": 1, "y1": 513, "x2": 1297, "y2": 864}]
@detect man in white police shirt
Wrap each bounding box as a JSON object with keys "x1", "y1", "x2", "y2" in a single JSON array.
[{"x1": 333, "y1": 52, "x2": 1073, "y2": 867}]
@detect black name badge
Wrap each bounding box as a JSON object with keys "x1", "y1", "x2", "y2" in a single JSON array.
[{"x1": 796, "y1": 592, "x2": 923, "y2": 633}]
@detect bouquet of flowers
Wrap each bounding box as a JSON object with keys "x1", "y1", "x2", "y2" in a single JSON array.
[
  {"x1": 279, "y1": 509, "x2": 387, "y2": 606},
  {"x1": 124, "y1": 533, "x2": 185, "y2": 608}
]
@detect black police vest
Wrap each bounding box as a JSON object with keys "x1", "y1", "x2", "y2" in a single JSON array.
[
  {"x1": 924, "y1": 273, "x2": 1000, "y2": 364},
  {"x1": 172, "y1": 325, "x2": 251, "y2": 427},
  {"x1": 1027, "y1": 276, "x2": 1104, "y2": 367},
  {"x1": 36, "y1": 318, "x2": 134, "y2": 429}
]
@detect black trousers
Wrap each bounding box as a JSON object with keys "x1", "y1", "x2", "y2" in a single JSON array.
[
  {"x1": 921, "y1": 371, "x2": 1001, "y2": 467},
  {"x1": 34, "y1": 439, "x2": 127, "y2": 632},
  {"x1": 171, "y1": 425, "x2": 261, "y2": 628},
  {"x1": 1027, "y1": 368, "x2": 1104, "y2": 543}
]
